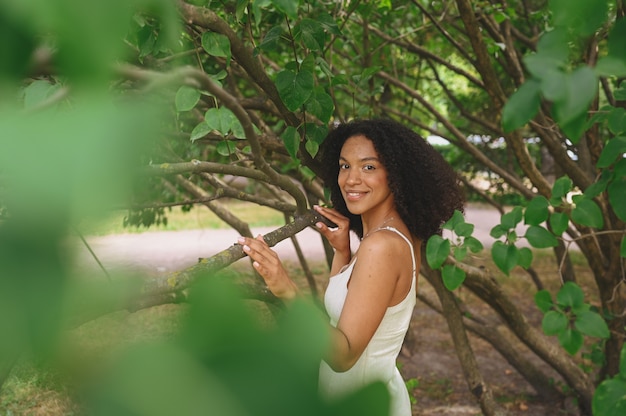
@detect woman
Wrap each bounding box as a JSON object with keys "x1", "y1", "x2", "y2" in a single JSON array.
[{"x1": 237, "y1": 119, "x2": 464, "y2": 416}]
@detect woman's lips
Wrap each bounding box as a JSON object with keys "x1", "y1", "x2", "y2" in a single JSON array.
[{"x1": 344, "y1": 191, "x2": 366, "y2": 201}]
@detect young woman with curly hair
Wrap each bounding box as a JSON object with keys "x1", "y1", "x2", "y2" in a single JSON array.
[{"x1": 237, "y1": 118, "x2": 464, "y2": 416}]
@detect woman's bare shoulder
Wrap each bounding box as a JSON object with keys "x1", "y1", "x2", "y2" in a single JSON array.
[{"x1": 356, "y1": 229, "x2": 410, "y2": 261}]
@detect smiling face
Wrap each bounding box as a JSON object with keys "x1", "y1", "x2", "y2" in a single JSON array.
[{"x1": 337, "y1": 135, "x2": 395, "y2": 218}]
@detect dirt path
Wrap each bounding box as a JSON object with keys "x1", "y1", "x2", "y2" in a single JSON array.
[{"x1": 73, "y1": 204, "x2": 518, "y2": 276}]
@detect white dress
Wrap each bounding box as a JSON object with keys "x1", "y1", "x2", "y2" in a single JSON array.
[{"x1": 319, "y1": 227, "x2": 417, "y2": 416}]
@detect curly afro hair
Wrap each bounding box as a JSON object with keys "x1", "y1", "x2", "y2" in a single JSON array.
[{"x1": 317, "y1": 118, "x2": 465, "y2": 240}]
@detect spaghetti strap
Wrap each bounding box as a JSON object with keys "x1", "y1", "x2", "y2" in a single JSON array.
[{"x1": 370, "y1": 226, "x2": 417, "y2": 278}]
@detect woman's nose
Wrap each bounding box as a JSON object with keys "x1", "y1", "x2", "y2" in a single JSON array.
[{"x1": 346, "y1": 169, "x2": 360, "y2": 184}]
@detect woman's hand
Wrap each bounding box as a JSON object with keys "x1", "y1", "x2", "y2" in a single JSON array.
[
  {"x1": 237, "y1": 235, "x2": 298, "y2": 300},
  {"x1": 314, "y1": 205, "x2": 351, "y2": 255}
]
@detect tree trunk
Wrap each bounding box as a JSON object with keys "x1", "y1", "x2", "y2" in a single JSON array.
[{"x1": 421, "y1": 262, "x2": 508, "y2": 416}]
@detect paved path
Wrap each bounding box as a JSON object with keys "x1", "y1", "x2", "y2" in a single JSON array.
[{"x1": 72, "y1": 205, "x2": 525, "y2": 276}]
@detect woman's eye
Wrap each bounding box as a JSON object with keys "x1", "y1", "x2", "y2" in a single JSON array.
[
  {"x1": 339, "y1": 163, "x2": 349, "y2": 170},
  {"x1": 363, "y1": 164, "x2": 375, "y2": 171}
]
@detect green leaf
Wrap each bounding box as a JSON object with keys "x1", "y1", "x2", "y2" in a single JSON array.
[
  {"x1": 271, "y1": 0, "x2": 299, "y2": 19},
  {"x1": 534, "y1": 290, "x2": 553, "y2": 313},
  {"x1": 575, "y1": 310, "x2": 609, "y2": 339},
  {"x1": 524, "y1": 225, "x2": 558, "y2": 248},
  {"x1": 608, "y1": 177, "x2": 626, "y2": 222},
  {"x1": 615, "y1": 85, "x2": 626, "y2": 101},
  {"x1": 595, "y1": 56, "x2": 626, "y2": 77},
  {"x1": 571, "y1": 198, "x2": 604, "y2": 228},
  {"x1": 175, "y1": 86, "x2": 201, "y2": 112},
  {"x1": 315, "y1": 12, "x2": 342, "y2": 36},
  {"x1": 353, "y1": 66, "x2": 382, "y2": 88},
  {"x1": 305, "y1": 139, "x2": 319, "y2": 158},
  {"x1": 464, "y1": 236, "x2": 483, "y2": 253},
  {"x1": 281, "y1": 126, "x2": 300, "y2": 160},
  {"x1": 549, "y1": 211, "x2": 569, "y2": 236},
  {"x1": 524, "y1": 196, "x2": 550, "y2": 225},
  {"x1": 331, "y1": 74, "x2": 349, "y2": 87},
  {"x1": 556, "y1": 282, "x2": 584, "y2": 309},
  {"x1": 558, "y1": 327, "x2": 583, "y2": 355},
  {"x1": 551, "y1": 67, "x2": 597, "y2": 127},
  {"x1": 216, "y1": 140, "x2": 236, "y2": 156},
  {"x1": 443, "y1": 210, "x2": 465, "y2": 230},
  {"x1": 551, "y1": 176, "x2": 573, "y2": 202},
  {"x1": 299, "y1": 53, "x2": 316, "y2": 73},
  {"x1": 201, "y1": 32, "x2": 232, "y2": 63},
  {"x1": 23, "y1": 80, "x2": 62, "y2": 109},
  {"x1": 205, "y1": 107, "x2": 233, "y2": 136},
  {"x1": 426, "y1": 235, "x2": 450, "y2": 269},
  {"x1": 539, "y1": 68, "x2": 569, "y2": 102},
  {"x1": 597, "y1": 137, "x2": 626, "y2": 168},
  {"x1": 542, "y1": 310, "x2": 568, "y2": 335},
  {"x1": 294, "y1": 19, "x2": 326, "y2": 51},
  {"x1": 257, "y1": 26, "x2": 283, "y2": 53},
  {"x1": 518, "y1": 247, "x2": 533, "y2": 269},
  {"x1": 275, "y1": 69, "x2": 315, "y2": 111},
  {"x1": 535, "y1": 28, "x2": 569, "y2": 66},
  {"x1": 615, "y1": 159, "x2": 626, "y2": 178},
  {"x1": 502, "y1": 79, "x2": 541, "y2": 132},
  {"x1": 491, "y1": 241, "x2": 518, "y2": 275},
  {"x1": 453, "y1": 246, "x2": 467, "y2": 262},
  {"x1": 550, "y1": 0, "x2": 608, "y2": 38},
  {"x1": 304, "y1": 88, "x2": 334, "y2": 123},
  {"x1": 559, "y1": 113, "x2": 588, "y2": 144},
  {"x1": 442, "y1": 265, "x2": 466, "y2": 291},
  {"x1": 490, "y1": 224, "x2": 507, "y2": 239},
  {"x1": 524, "y1": 54, "x2": 563, "y2": 84},
  {"x1": 501, "y1": 206, "x2": 523, "y2": 229},
  {"x1": 190, "y1": 122, "x2": 211, "y2": 142},
  {"x1": 454, "y1": 222, "x2": 474, "y2": 238},
  {"x1": 608, "y1": 108, "x2": 626, "y2": 135},
  {"x1": 593, "y1": 378, "x2": 626, "y2": 416},
  {"x1": 304, "y1": 123, "x2": 328, "y2": 145},
  {"x1": 608, "y1": 17, "x2": 626, "y2": 63},
  {"x1": 621, "y1": 236, "x2": 626, "y2": 259},
  {"x1": 584, "y1": 170, "x2": 612, "y2": 198}
]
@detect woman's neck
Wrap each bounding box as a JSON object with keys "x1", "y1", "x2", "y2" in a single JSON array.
[{"x1": 361, "y1": 208, "x2": 398, "y2": 237}]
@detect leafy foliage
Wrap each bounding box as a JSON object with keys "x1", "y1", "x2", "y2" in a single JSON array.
[
  {"x1": 4, "y1": 0, "x2": 626, "y2": 413},
  {"x1": 534, "y1": 283, "x2": 609, "y2": 355}
]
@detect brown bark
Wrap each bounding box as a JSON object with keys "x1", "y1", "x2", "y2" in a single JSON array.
[
  {"x1": 417, "y1": 291, "x2": 562, "y2": 402},
  {"x1": 421, "y1": 263, "x2": 508, "y2": 416},
  {"x1": 456, "y1": 260, "x2": 595, "y2": 413}
]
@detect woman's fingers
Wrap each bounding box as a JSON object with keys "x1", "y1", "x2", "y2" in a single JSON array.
[
  {"x1": 315, "y1": 205, "x2": 348, "y2": 224},
  {"x1": 236, "y1": 235, "x2": 297, "y2": 299},
  {"x1": 238, "y1": 235, "x2": 286, "y2": 276},
  {"x1": 238, "y1": 235, "x2": 271, "y2": 262}
]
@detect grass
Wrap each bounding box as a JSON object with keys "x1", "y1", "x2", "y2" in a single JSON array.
[
  {"x1": 1, "y1": 363, "x2": 79, "y2": 416},
  {"x1": 76, "y1": 200, "x2": 286, "y2": 236}
]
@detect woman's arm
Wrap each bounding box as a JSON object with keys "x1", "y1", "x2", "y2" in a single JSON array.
[{"x1": 324, "y1": 233, "x2": 403, "y2": 372}]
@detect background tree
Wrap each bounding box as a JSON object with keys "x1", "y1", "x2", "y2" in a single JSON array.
[{"x1": 2, "y1": 0, "x2": 626, "y2": 415}]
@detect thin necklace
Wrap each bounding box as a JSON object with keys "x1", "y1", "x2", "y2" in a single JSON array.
[{"x1": 361, "y1": 216, "x2": 395, "y2": 240}]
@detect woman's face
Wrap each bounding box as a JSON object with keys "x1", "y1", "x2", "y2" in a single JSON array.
[{"x1": 337, "y1": 135, "x2": 394, "y2": 217}]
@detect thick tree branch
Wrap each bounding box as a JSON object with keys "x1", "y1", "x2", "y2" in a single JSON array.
[
  {"x1": 140, "y1": 209, "x2": 331, "y2": 297},
  {"x1": 454, "y1": 0, "x2": 507, "y2": 108},
  {"x1": 176, "y1": 0, "x2": 300, "y2": 127},
  {"x1": 420, "y1": 263, "x2": 506, "y2": 416},
  {"x1": 417, "y1": 290, "x2": 562, "y2": 401},
  {"x1": 454, "y1": 259, "x2": 595, "y2": 411}
]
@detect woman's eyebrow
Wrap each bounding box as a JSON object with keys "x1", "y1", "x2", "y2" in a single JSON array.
[{"x1": 339, "y1": 155, "x2": 380, "y2": 162}]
